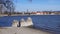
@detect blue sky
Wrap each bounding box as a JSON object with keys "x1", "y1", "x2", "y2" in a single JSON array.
[{"x1": 14, "y1": 0, "x2": 60, "y2": 12}]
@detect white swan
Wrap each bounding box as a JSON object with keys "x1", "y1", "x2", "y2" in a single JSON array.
[
  {"x1": 20, "y1": 18, "x2": 26, "y2": 26},
  {"x1": 12, "y1": 20, "x2": 19, "y2": 27},
  {"x1": 26, "y1": 17, "x2": 33, "y2": 26},
  {"x1": 20, "y1": 17, "x2": 33, "y2": 27}
]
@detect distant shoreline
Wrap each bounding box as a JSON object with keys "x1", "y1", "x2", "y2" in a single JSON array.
[{"x1": 0, "y1": 14, "x2": 60, "y2": 17}]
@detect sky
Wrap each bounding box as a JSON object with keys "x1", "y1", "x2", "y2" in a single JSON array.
[{"x1": 14, "y1": 0, "x2": 60, "y2": 12}]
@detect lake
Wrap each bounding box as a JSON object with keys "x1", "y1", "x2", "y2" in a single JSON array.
[{"x1": 0, "y1": 15, "x2": 60, "y2": 32}]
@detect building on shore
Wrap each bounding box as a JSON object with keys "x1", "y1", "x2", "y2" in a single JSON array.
[
  {"x1": 31, "y1": 11, "x2": 60, "y2": 15},
  {"x1": 0, "y1": 4, "x2": 7, "y2": 14},
  {"x1": 0, "y1": 0, "x2": 6, "y2": 14},
  {"x1": 0, "y1": 0, "x2": 14, "y2": 14}
]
